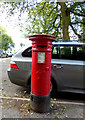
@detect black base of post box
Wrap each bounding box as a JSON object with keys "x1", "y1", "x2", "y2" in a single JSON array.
[{"x1": 30, "y1": 93, "x2": 50, "y2": 113}]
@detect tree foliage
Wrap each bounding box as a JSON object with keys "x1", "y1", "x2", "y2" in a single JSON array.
[
  {"x1": 25, "y1": 1, "x2": 85, "y2": 40},
  {"x1": 1, "y1": 1, "x2": 85, "y2": 40},
  {"x1": 0, "y1": 26, "x2": 15, "y2": 50},
  {"x1": 25, "y1": 2, "x2": 62, "y2": 39}
]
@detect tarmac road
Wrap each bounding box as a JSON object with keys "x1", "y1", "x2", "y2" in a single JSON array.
[
  {"x1": 0, "y1": 58, "x2": 85, "y2": 119},
  {"x1": 0, "y1": 58, "x2": 29, "y2": 98}
]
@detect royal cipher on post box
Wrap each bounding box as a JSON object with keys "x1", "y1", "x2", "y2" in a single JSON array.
[{"x1": 29, "y1": 34, "x2": 56, "y2": 112}]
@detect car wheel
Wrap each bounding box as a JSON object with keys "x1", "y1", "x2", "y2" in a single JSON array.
[
  {"x1": 27, "y1": 77, "x2": 57, "y2": 98},
  {"x1": 27, "y1": 78, "x2": 31, "y2": 94},
  {"x1": 51, "y1": 77, "x2": 57, "y2": 98},
  {"x1": 28, "y1": 82, "x2": 31, "y2": 94}
]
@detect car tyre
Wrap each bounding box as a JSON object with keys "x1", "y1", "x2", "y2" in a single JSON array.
[
  {"x1": 27, "y1": 77, "x2": 57, "y2": 98},
  {"x1": 27, "y1": 78, "x2": 31, "y2": 94},
  {"x1": 51, "y1": 77, "x2": 57, "y2": 98}
]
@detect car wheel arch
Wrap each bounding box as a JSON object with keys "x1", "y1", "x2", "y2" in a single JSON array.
[
  {"x1": 27, "y1": 75, "x2": 58, "y2": 96},
  {"x1": 51, "y1": 76, "x2": 58, "y2": 97}
]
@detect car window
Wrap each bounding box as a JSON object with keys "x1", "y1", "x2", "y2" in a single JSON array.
[
  {"x1": 22, "y1": 47, "x2": 32, "y2": 57},
  {"x1": 60, "y1": 46, "x2": 74, "y2": 60},
  {"x1": 52, "y1": 46, "x2": 60, "y2": 59},
  {"x1": 75, "y1": 46, "x2": 85, "y2": 61},
  {"x1": 52, "y1": 45, "x2": 85, "y2": 61}
]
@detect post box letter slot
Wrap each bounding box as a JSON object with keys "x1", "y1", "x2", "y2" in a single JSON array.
[
  {"x1": 38, "y1": 52, "x2": 45, "y2": 63},
  {"x1": 37, "y1": 45, "x2": 47, "y2": 48}
]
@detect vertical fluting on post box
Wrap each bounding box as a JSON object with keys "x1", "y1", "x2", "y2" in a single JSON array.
[{"x1": 29, "y1": 34, "x2": 56, "y2": 112}]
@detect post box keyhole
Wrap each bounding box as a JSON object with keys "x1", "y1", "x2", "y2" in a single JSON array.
[{"x1": 46, "y1": 67, "x2": 49, "y2": 71}]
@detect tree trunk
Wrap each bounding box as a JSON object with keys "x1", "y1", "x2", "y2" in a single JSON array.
[{"x1": 59, "y1": 2, "x2": 70, "y2": 40}]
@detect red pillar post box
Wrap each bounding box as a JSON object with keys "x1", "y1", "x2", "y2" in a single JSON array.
[{"x1": 29, "y1": 34, "x2": 56, "y2": 112}]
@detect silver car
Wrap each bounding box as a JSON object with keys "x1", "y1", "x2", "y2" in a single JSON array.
[{"x1": 7, "y1": 42, "x2": 85, "y2": 95}]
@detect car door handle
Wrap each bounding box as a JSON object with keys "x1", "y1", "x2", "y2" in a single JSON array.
[{"x1": 53, "y1": 65, "x2": 63, "y2": 69}]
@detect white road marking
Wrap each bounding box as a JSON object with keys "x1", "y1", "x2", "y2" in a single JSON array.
[
  {"x1": 0, "y1": 96, "x2": 84, "y2": 106},
  {"x1": 0, "y1": 96, "x2": 30, "y2": 101},
  {"x1": 51, "y1": 100, "x2": 85, "y2": 106}
]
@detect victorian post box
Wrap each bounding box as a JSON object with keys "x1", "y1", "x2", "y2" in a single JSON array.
[{"x1": 29, "y1": 34, "x2": 56, "y2": 112}]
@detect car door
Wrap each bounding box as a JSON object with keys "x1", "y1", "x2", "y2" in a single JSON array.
[
  {"x1": 16, "y1": 46, "x2": 32, "y2": 79},
  {"x1": 51, "y1": 44, "x2": 84, "y2": 92},
  {"x1": 11, "y1": 46, "x2": 32, "y2": 86}
]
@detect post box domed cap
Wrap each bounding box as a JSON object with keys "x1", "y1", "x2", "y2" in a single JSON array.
[{"x1": 29, "y1": 34, "x2": 56, "y2": 42}]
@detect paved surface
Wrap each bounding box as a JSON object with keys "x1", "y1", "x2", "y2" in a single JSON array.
[
  {"x1": 0, "y1": 58, "x2": 85, "y2": 119},
  {"x1": 1, "y1": 58, "x2": 29, "y2": 98},
  {"x1": 1, "y1": 98, "x2": 84, "y2": 119}
]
